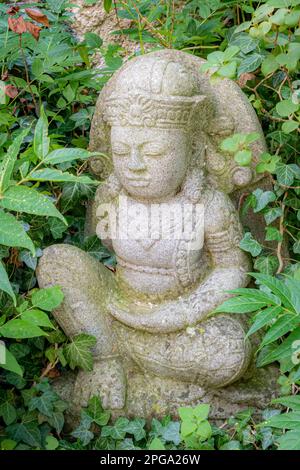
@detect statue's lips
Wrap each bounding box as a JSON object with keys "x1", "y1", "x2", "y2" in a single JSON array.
[{"x1": 126, "y1": 177, "x2": 150, "y2": 187}]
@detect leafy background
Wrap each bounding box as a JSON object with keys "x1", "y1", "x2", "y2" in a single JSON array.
[{"x1": 0, "y1": 0, "x2": 299, "y2": 451}]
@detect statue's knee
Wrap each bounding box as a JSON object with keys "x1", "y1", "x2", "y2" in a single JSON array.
[{"x1": 200, "y1": 315, "x2": 252, "y2": 388}]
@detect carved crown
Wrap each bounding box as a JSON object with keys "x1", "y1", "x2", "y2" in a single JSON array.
[{"x1": 103, "y1": 58, "x2": 205, "y2": 130}]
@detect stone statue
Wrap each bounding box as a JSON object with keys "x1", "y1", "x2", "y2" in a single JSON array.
[{"x1": 37, "y1": 50, "x2": 278, "y2": 420}]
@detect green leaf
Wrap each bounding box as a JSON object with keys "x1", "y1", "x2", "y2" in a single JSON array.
[
  {"x1": 44, "y1": 148, "x2": 90, "y2": 165},
  {"x1": 234, "y1": 149, "x2": 252, "y2": 166},
  {"x1": 84, "y1": 32, "x2": 103, "y2": 49},
  {"x1": 253, "y1": 189, "x2": 276, "y2": 212},
  {"x1": 148, "y1": 437, "x2": 165, "y2": 450},
  {"x1": 276, "y1": 99, "x2": 299, "y2": 117},
  {"x1": 254, "y1": 255, "x2": 279, "y2": 275},
  {"x1": 246, "y1": 305, "x2": 282, "y2": 338},
  {"x1": 34, "y1": 107, "x2": 50, "y2": 160},
  {"x1": 64, "y1": 334, "x2": 96, "y2": 371},
  {"x1": 215, "y1": 295, "x2": 269, "y2": 314},
  {"x1": 29, "y1": 390, "x2": 57, "y2": 418},
  {"x1": 0, "y1": 185, "x2": 67, "y2": 224},
  {"x1": 193, "y1": 403, "x2": 210, "y2": 420},
  {"x1": 45, "y1": 435, "x2": 59, "y2": 450},
  {"x1": 122, "y1": 418, "x2": 146, "y2": 441},
  {"x1": 0, "y1": 261, "x2": 16, "y2": 305},
  {"x1": 0, "y1": 346, "x2": 23, "y2": 376},
  {"x1": 261, "y1": 55, "x2": 279, "y2": 76},
  {"x1": 7, "y1": 421, "x2": 42, "y2": 448},
  {"x1": 0, "y1": 211, "x2": 35, "y2": 255},
  {"x1": 218, "y1": 61, "x2": 237, "y2": 79},
  {"x1": 282, "y1": 120, "x2": 299, "y2": 133},
  {"x1": 0, "y1": 319, "x2": 48, "y2": 339},
  {"x1": 263, "y1": 411, "x2": 300, "y2": 430},
  {"x1": 29, "y1": 168, "x2": 98, "y2": 185},
  {"x1": 265, "y1": 226, "x2": 283, "y2": 242},
  {"x1": 104, "y1": 0, "x2": 112, "y2": 13},
  {"x1": 21, "y1": 309, "x2": 55, "y2": 329},
  {"x1": 264, "y1": 207, "x2": 283, "y2": 225},
  {"x1": 181, "y1": 420, "x2": 197, "y2": 437},
  {"x1": 0, "y1": 128, "x2": 30, "y2": 193},
  {"x1": 239, "y1": 232, "x2": 262, "y2": 256},
  {"x1": 250, "y1": 272, "x2": 295, "y2": 311},
  {"x1": 276, "y1": 164, "x2": 295, "y2": 186},
  {"x1": 257, "y1": 327, "x2": 300, "y2": 367},
  {"x1": 237, "y1": 53, "x2": 262, "y2": 75},
  {"x1": 260, "y1": 313, "x2": 300, "y2": 347},
  {"x1": 86, "y1": 396, "x2": 110, "y2": 426},
  {"x1": 272, "y1": 395, "x2": 300, "y2": 410},
  {"x1": 0, "y1": 401, "x2": 17, "y2": 425},
  {"x1": 277, "y1": 430, "x2": 300, "y2": 450},
  {"x1": 31, "y1": 286, "x2": 64, "y2": 311}
]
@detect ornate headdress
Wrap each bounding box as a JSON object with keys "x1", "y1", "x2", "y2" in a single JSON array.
[{"x1": 103, "y1": 58, "x2": 206, "y2": 130}]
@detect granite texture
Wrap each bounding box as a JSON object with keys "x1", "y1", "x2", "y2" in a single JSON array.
[{"x1": 37, "y1": 50, "x2": 278, "y2": 421}]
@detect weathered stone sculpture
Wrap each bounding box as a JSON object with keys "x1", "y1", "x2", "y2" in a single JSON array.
[{"x1": 37, "y1": 50, "x2": 278, "y2": 420}]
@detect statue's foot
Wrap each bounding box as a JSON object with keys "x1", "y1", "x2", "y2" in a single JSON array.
[{"x1": 73, "y1": 358, "x2": 126, "y2": 410}]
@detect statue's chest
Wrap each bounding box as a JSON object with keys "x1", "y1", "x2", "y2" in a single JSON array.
[{"x1": 110, "y1": 197, "x2": 202, "y2": 269}]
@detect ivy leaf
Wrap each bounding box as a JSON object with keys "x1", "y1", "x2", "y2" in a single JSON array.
[
  {"x1": 261, "y1": 55, "x2": 279, "y2": 76},
  {"x1": 29, "y1": 390, "x2": 57, "y2": 418},
  {"x1": 265, "y1": 226, "x2": 283, "y2": 242},
  {"x1": 272, "y1": 395, "x2": 300, "y2": 411},
  {"x1": 264, "y1": 207, "x2": 283, "y2": 225},
  {"x1": 0, "y1": 185, "x2": 67, "y2": 224},
  {"x1": 31, "y1": 286, "x2": 64, "y2": 311},
  {"x1": 0, "y1": 211, "x2": 35, "y2": 255},
  {"x1": 254, "y1": 255, "x2": 279, "y2": 275},
  {"x1": 64, "y1": 334, "x2": 96, "y2": 371},
  {"x1": 253, "y1": 189, "x2": 276, "y2": 212},
  {"x1": 122, "y1": 418, "x2": 146, "y2": 441},
  {"x1": 276, "y1": 164, "x2": 295, "y2": 186},
  {"x1": 0, "y1": 401, "x2": 17, "y2": 425},
  {"x1": 148, "y1": 437, "x2": 165, "y2": 450},
  {"x1": 234, "y1": 149, "x2": 252, "y2": 166},
  {"x1": 6, "y1": 420, "x2": 42, "y2": 448},
  {"x1": 0, "y1": 128, "x2": 29, "y2": 193},
  {"x1": 86, "y1": 396, "x2": 110, "y2": 426},
  {"x1": 34, "y1": 106, "x2": 50, "y2": 160},
  {"x1": 239, "y1": 232, "x2": 262, "y2": 256},
  {"x1": 0, "y1": 260, "x2": 16, "y2": 305},
  {"x1": 282, "y1": 121, "x2": 299, "y2": 134}
]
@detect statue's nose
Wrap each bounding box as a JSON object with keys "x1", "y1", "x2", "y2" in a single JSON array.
[{"x1": 128, "y1": 148, "x2": 146, "y2": 172}]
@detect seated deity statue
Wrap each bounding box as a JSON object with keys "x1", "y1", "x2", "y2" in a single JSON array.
[{"x1": 37, "y1": 50, "x2": 275, "y2": 419}]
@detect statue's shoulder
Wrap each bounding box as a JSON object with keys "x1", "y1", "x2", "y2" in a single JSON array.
[
  {"x1": 95, "y1": 173, "x2": 122, "y2": 208},
  {"x1": 204, "y1": 188, "x2": 237, "y2": 233}
]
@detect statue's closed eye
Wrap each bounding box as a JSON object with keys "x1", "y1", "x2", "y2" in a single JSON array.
[{"x1": 112, "y1": 145, "x2": 130, "y2": 156}]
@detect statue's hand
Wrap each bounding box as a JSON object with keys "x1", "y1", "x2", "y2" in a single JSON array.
[{"x1": 108, "y1": 296, "x2": 188, "y2": 334}]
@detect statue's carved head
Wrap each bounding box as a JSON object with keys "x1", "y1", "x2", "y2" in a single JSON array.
[
  {"x1": 103, "y1": 57, "x2": 207, "y2": 200},
  {"x1": 90, "y1": 50, "x2": 267, "y2": 197}
]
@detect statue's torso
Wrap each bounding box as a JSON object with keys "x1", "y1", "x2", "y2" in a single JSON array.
[{"x1": 103, "y1": 194, "x2": 211, "y2": 299}]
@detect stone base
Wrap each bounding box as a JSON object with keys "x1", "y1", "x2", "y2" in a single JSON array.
[{"x1": 53, "y1": 363, "x2": 279, "y2": 427}]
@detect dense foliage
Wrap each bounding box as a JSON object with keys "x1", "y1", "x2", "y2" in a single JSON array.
[{"x1": 0, "y1": 0, "x2": 299, "y2": 451}]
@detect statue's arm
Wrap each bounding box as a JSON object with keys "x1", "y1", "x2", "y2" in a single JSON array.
[{"x1": 181, "y1": 190, "x2": 251, "y2": 324}]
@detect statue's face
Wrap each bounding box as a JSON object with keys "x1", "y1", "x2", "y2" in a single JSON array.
[{"x1": 111, "y1": 126, "x2": 190, "y2": 201}]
